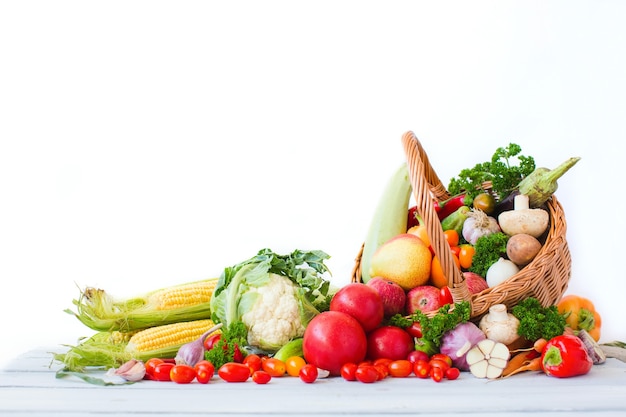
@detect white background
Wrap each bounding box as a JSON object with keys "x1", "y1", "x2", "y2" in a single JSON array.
[{"x1": 1, "y1": 1, "x2": 625, "y2": 368}]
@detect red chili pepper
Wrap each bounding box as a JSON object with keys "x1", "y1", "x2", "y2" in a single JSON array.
[
  {"x1": 407, "y1": 206, "x2": 420, "y2": 230},
  {"x1": 436, "y1": 194, "x2": 467, "y2": 221},
  {"x1": 439, "y1": 286, "x2": 453, "y2": 306},
  {"x1": 541, "y1": 335, "x2": 593, "y2": 378}
]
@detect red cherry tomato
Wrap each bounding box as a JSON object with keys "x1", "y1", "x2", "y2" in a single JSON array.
[
  {"x1": 203, "y1": 333, "x2": 222, "y2": 351},
  {"x1": 340, "y1": 362, "x2": 358, "y2": 381},
  {"x1": 355, "y1": 364, "x2": 379, "y2": 383},
  {"x1": 439, "y1": 286, "x2": 454, "y2": 306},
  {"x1": 170, "y1": 364, "x2": 196, "y2": 384},
  {"x1": 430, "y1": 353, "x2": 453, "y2": 367},
  {"x1": 233, "y1": 344, "x2": 245, "y2": 363},
  {"x1": 218, "y1": 362, "x2": 250, "y2": 383},
  {"x1": 243, "y1": 354, "x2": 263, "y2": 375},
  {"x1": 194, "y1": 360, "x2": 215, "y2": 384},
  {"x1": 388, "y1": 360, "x2": 413, "y2": 378},
  {"x1": 445, "y1": 367, "x2": 461, "y2": 380},
  {"x1": 373, "y1": 363, "x2": 389, "y2": 380},
  {"x1": 429, "y1": 358, "x2": 451, "y2": 374},
  {"x1": 430, "y1": 366, "x2": 444, "y2": 382},
  {"x1": 152, "y1": 362, "x2": 174, "y2": 381},
  {"x1": 405, "y1": 322, "x2": 423, "y2": 338},
  {"x1": 252, "y1": 370, "x2": 272, "y2": 384},
  {"x1": 407, "y1": 350, "x2": 429, "y2": 364},
  {"x1": 299, "y1": 364, "x2": 318, "y2": 383},
  {"x1": 145, "y1": 358, "x2": 164, "y2": 379},
  {"x1": 413, "y1": 360, "x2": 431, "y2": 379},
  {"x1": 261, "y1": 358, "x2": 286, "y2": 377}
]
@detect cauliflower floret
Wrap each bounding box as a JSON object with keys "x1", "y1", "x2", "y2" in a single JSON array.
[{"x1": 241, "y1": 273, "x2": 306, "y2": 351}]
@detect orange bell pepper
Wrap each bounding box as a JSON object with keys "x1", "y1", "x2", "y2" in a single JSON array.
[{"x1": 557, "y1": 295, "x2": 602, "y2": 341}]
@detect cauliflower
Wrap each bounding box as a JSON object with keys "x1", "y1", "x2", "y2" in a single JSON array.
[
  {"x1": 241, "y1": 274, "x2": 306, "y2": 350},
  {"x1": 210, "y1": 248, "x2": 333, "y2": 353}
]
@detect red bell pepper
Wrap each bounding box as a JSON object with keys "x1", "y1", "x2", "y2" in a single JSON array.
[
  {"x1": 407, "y1": 194, "x2": 467, "y2": 230},
  {"x1": 541, "y1": 335, "x2": 593, "y2": 378},
  {"x1": 435, "y1": 194, "x2": 467, "y2": 221}
]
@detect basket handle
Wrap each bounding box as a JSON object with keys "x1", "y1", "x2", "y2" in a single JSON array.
[{"x1": 401, "y1": 131, "x2": 470, "y2": 303}]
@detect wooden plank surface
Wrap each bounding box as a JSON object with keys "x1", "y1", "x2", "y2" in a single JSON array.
[{"x1": 1, "y1": 347, "x2": 626, "y2": 416}]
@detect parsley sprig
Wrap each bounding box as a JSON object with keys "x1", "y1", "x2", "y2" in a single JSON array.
[{"x1": 448, "y1": 143, "x2": 536, "y2": 203}]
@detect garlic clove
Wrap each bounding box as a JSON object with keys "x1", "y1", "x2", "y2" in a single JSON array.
[{"x1": 109, "y1": 359, "x2": 146, "y2": 382}]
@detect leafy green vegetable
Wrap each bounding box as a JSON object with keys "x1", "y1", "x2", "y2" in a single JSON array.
[
  {"x1": 205, "y1": 321, "x2": 248, "y2": 369},
  {"x1": 210, "y1": 248, "x2": 333, "y2": 352},
  {"x1": 511, "y1": 297, "x2": 566, "y2": 341},
  {"x1": 448, "y1": 143, "x2": 536, "y2": 203},
  {"x1": 469, "y1": 232, "x2": 509, "y2": 278},
  {"x1": 391, "y1": 302, "x2": 471, "y2": 352}
]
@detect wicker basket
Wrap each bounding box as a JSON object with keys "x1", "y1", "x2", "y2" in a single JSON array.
[{"x1": 351, "y1": 131, "x2": 572, "y2": 319}]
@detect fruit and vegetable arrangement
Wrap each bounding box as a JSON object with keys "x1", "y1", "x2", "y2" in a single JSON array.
[{"x1": 54, "y1": 138, "x2": 626, "y2": 386}]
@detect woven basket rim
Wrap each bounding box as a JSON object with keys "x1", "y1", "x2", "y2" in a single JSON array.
[{"x1": 352, "y1": 131, "x2": 572, "y2": 319}]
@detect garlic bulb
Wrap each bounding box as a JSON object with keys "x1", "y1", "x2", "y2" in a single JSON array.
[{"x1": 466, "y1": 339, "x2": 510, "y2": 379}]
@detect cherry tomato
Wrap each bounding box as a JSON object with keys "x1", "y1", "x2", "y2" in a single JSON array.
[
  {"x1": 252, "y1": 370, "x2": 272, "y2": 384},
  {"x1": 203, "y1": 333, "x2": 222, "y2": 351},
  {"x1": 152, "y1": 362, "x2": 174, "y2": 381},
  {"x1": 445, "y1": 367, "x2": 461, "y2": 380},
  {"x1": 430, "y1": 365, "x2": 444, "y2": 382},
  {"x1": 233, "y1": 344, "x2": 245, "y2": 363},
  {"x1": 458, "y1": 244, "x2": 475, "y2": 269},
  {"x1": 430, "y1": 353, "x2": 453, "y2": 367},
  {"x1": 195, "y1": 368, "x2": 211, "y2": 384},
  {"x1": 373, "y1": 363, "x2": 389, "y2": 380},
  {"x1": 439, "y1": 286, "x2": 454, "y2": 305},
  {"x1": 243, "y1": 354, "x2": 263, "y2": 375},
  {"x1": 443, "y1": 230, "x2": 459, "y2": 248},
  {"x1": 407, "y1": 350, "x2": 429, "y2": 364},
  {"x1": 170, "y1": 364, "x2": 196, "y2": 384},
  {"x1": 355, "y1": 364, "x2": 379, "y2": 383},
  {"x1": 428, "y1": 358, "x2": 451, "y2": 373},
  {"x1": 405, "y1": 322, "x2": 423, "y2": 338},
  {"x1": 340, "y1": 362, "x2": 358, "y2": 381},
  {"x1": 388, "y1": 360, "x2": 413, "y2": 378},
  {"x1": 194, "y1": 360, "x2": 215, "y2": 384},
  {"x1": 373, "y1": 358, "x2": 393, "y2": 368},
  {"x1": 145, "y1": 358, "x2": 164, "y2": 378},
  {"x1": 299, "y1": 364, "x2": 318, "y2": 383},
  {"x1": 285, "y1": 356, "x2": 307, "y2": 377},
  {"x1": 413, "y1": 360, "x2": 431, "y2": 379},
  {"x1": 472, "y1": 192, "x2": 496, "y2": 214},
  {"x1": 218, "y1": 362, "x2": 250, "y2": 382},
  {"x1": 262, "y1": 358, "x2": 286, "y2": 377}
]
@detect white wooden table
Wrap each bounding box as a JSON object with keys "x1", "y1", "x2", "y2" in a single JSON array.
[{"x1": 2, "y1": 347, "x2": 626, "y2": 416}]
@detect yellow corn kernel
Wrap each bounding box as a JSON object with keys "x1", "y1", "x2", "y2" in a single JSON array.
[
  {"x1": 148, "y1": 278, "x2": 218, "y2": 311},
  {"x1": 125, "y1": 319, "x2": 216, "y2": 355},
  {"x1": 108, "y1": 330, "x2": 139, "y2": 345}
]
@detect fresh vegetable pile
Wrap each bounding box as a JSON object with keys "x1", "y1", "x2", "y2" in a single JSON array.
[{"x1": 54, "y1": 139, "x2": 625, "y2": 387}]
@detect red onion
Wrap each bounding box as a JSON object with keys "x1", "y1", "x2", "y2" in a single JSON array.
[{"x1": 439, "y1": 322, "x2": 486, "y2": 371}]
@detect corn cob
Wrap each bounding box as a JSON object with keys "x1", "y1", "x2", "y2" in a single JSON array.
[
  {"x1": 54, "y1": 319, "x2": 220, "y2": 372},
  {"x1": 64, "y1": 278, "x2": 218, "y2": 332}
]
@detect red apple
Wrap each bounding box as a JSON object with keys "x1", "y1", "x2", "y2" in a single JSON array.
[
  {"x1": 366, "y1": 277, "x2": 407, "y2": 318},
  {"x1": 303, "y1": 311, "x2": 368, "y2": 376},
  {"x1": 405, "y1": 285, "x2": 442, "y2": 314},
  {"x1": 463, "y1": 271, "x2": 489, "y2": 294},
  {"x1": 366, "y1": 325, "x2": 415, "y2": 361},
  {"x1": 330, "y1": 283, "x2": 384, "y2": 332}
]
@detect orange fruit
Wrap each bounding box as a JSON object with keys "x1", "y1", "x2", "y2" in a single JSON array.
[
  {"x1": 430, "y1": 252, "x2": 461, "y2": 289},
  {"x1": 407, "y1": 225, "x2": 430, "y2": 248}
]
